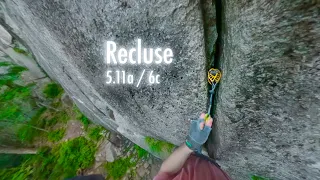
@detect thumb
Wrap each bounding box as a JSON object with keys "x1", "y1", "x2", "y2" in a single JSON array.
[{"x1": 205, "y1": 117, "x2": 213, "y2": 127}]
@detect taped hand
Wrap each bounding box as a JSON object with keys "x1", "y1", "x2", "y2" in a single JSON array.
[{"x1": 186, "y1": 113, "x2": 213, "y2": 153}]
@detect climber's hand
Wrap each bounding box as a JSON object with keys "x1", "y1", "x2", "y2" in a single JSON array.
[{"x1": 185, "y1": 113, "x2": 213, "y2": 152}]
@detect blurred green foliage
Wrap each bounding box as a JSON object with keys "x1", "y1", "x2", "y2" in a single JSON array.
[
  {"x1": 0, "y1": 62, "x2": 32, "y2": 122},
  {"x1": 0, "y1": 137, "x2": 97, "y2": 179},
  {"x1": 134, "y1": 145, "x2": 149, "y2": 160},
  {"x1": 74, "y1": 105, "x2": 90, "y2": 129},
  {"x1": 104, "y1": 157, "x2": 136, "y2": 180},
  {"x1": 43, "y1": 83, "x2": 64, "y2": 99},
  {"x1": 145, "y1": 136, "x2": 175, "y2": 153},
  {"x1": 52, "y1": 137, "x2": 96, "y2": 177},
  {"x1": 80, "y1": 116, "x2": 90, "y2": 129},
  {"x1": 0, "y1": 61, "x2": 44, "y2": 145},
  {"x1": 0, "y1": 62, "x2": 12, "y2": 67},
  {"x1": 88, "y1": 126, "x2": 105, "y2": 141},
  {"x1": 47, "y1": 129, "x2": 65, "y2": 142},
  {"x1": 0, "y1": 50, "x2": 101, "y2": 179},
  {"x1": 16, "y1": 107, "x2": 47, "y2": 143},
  {"x1": 0, "y1": 62, "x2": 27, "y2": 88},
  {"x1": 12, "y1": 41, "x2": 31, "y2": 57},
  {"x1": 13, "y1": 47, "x2": 29, "y2": 56},
  {"x1": 0, "y1": 154, "x2": 32, "y2": 169}
]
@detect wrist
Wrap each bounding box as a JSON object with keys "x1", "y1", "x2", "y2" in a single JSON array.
[
  {"x1": 183, "y1": 142, "x2": 194, "y2": 153},
  {"x1": 185, "y1": 138, "x2": 201, "y2": 152}
]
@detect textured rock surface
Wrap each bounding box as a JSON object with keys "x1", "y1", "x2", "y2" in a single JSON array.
[
  {"x1": 0, "y1": 0, "x2": 208, "y2": 150},
  {"x1": 214, "y1": 0, "x2": 320, "y2": 179},
  {"x1": 0, "y1": 24, "x2": 11, "y2": 48},
  {"x1": 1, "y1": 0, "x2": 320, "y2": 179},
  {"x1": 2, "y1": 47, "x2": 46, "y2": 79}
]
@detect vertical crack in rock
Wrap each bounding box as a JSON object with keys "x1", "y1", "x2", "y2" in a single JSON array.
[
  {"x1": 209, "y1": 0, "x2": 224, "y2": 159},
  {"x1": 200, "y1": 0, "x2": 218, "y2": 69},
  {"x1": 213, "y1": 0, "x2": 223, "y2": 68},
  {"x1": 204, "y1": 1, "x2": 320, "y2": 178},
  {"x1": 201, "y1": 0, "x2": 223, "y2": 159}
]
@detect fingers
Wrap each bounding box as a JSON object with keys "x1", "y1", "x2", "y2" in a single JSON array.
[
  {"x1": 201, "y1": 112, "x2": 213, "y2": 128},
  {"x1": 205, "y1": 117, "x2": 213, "y2": 127},
  {"x1": 199, "y1": 122, "x2": 205, "y2": 130},
  {"x1": 200, "y1": 113, "x2": 206, "y2": 119},
  {"x1": 199, "y1": 113, "x2": 212, "y2": 130}
]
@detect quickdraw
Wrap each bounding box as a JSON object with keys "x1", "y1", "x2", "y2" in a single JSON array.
[{"x1": 205, "y1": 68, "x2": 222, "y2": 122}]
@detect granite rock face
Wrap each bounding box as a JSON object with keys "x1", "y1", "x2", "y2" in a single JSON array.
[
  {"x1": 0, "y1": 24, "x2": 11, "y2": 48},
  {"x1": 214, "y1": 0, "x2": 320, "y2": 179},
  {"x1": 1, "y1": 0, "x2": 320, "y2": 179},
  {"x1": 0, "y1": 0, "x2": 208, "y2": 150}
]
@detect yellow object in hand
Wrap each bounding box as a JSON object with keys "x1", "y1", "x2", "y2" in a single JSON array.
[{"x1": 204, "y1": 113, "x2": 210, "y2": 122}]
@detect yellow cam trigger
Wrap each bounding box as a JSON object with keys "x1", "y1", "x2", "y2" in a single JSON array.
[
  {"x1": 204, "y1": 113, "x2": 210, "y2": 122},
  {"x1": 207, "y1": 68, "x2": 221, "y2": 85}
]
